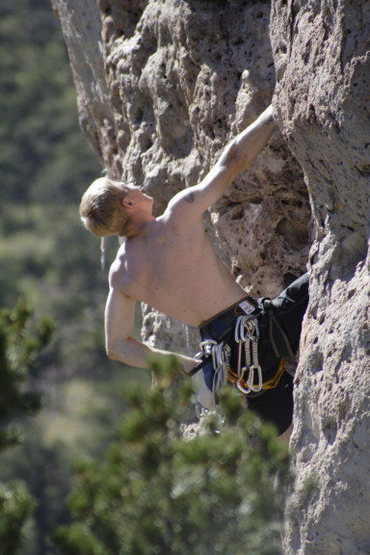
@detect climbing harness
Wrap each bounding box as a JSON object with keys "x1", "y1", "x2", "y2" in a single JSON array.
[
  {"x1": 191, "y1": 274, "x2": 309, "y2": 412},
  {"x1": 190, "y1": 274, "x2": 309, "y2": 432},
  {"x1": 192, "y1": 300, "x2": 295, "y2": 407}
]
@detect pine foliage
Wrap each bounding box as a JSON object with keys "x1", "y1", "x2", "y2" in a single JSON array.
[
  {"x1": 0, "y1": 300, "x2": 54, "y2": 450},
  {"x1": 0, "y1": 300, "x2": 53, "y2": 550},
  {"x1": 55, "y1": 356, "x2": 291, "y2": 554},
  {"x1": 0, "y1": 480, "x2": 34, "y2": 555}
]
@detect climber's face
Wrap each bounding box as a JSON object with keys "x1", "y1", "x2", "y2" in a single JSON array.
[{"x1": 121, "y1": 185, "x2": 154, "y2": 213}]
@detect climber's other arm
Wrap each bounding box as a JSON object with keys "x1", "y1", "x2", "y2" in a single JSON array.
[
  {"x1": 167, "y1": 105, "x2": 277, "y2": 218},
  {"x1": 105, "y1": 281, "x2": 195, "y2": 373}
]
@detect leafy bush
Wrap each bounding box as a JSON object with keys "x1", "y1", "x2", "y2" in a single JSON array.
[{"x1": 0, "y1": 481, "x2": 34, "y2": 555}]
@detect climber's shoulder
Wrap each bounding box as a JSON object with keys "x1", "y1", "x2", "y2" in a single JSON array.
[{"x1": 164, "y1": 185, "x2": 213, "y2": 227}]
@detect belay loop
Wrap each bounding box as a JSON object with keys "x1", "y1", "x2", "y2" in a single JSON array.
[
  {"x1": 195, "y1": 339, "x2": 231, "y2": 405},
  {"x1": 234, "y1": 315, "x2": 263, "y2": 394}
]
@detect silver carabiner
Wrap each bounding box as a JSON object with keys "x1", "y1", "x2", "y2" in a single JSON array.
[
  {"x1": 236, "y1": 367, "x2": 252, "y2": 394},
  {"x1": 235, "y1": 364, "x2": 263, "y2": 394},
  {"x1": 247, "y1": 364, "x2": 263, "y2": 392},
  {"x1": 245, "y1": 319, "x2": 259, "y2": 342}
]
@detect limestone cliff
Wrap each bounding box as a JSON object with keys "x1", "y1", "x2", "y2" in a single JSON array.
[{"x1": 52, "y1": 0, "x2": 369, "y2": 552}]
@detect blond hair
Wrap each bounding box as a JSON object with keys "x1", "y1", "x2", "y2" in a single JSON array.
[{"x1": 79, "y1": 177, "x2": 131, "y2": 237}]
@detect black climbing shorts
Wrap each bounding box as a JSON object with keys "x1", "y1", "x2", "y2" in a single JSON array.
[
  {"x1": 246, "y1": 273, "x2": 309, "y2": 434},
  {"x1": 199, "y1": 273, "x2": 309, "y2": 435},
  {"x1": 246, "y1": 371, "x2": 294, "y2": 435}
]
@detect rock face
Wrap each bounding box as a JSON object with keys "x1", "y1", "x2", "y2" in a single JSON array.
[
  {"x1": 53, "y1": 0, "x2": 369, "y2": 552},
  {"x1": 270, "y1": 1, "x2": 370, "y2": 553}
]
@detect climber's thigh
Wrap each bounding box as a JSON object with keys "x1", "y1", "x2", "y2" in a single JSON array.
[
  {"x1": 246, "y1": 371, "x2": 294, "y2": 436},
  {"x1": 276, "y1": 273, "x2": 309, "y2": 305},
  {"x1": 270, "y1": 273, "x2": 309, "y2": 353}
]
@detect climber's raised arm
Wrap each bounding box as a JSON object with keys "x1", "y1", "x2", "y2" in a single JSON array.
[
  {"x1": 105, "y1": 271, "x2": 196, "y2": 373},
  {"x1": 167, "y1": 105, "x2": 276, "y2": 219}
]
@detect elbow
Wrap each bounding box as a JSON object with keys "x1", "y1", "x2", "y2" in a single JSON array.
[
  {"x1": 105, "y1": 339, "x2": 126, "y2": 362},
  {"x1": 106, "y1": 346, "x2": 117, "y2": 361},
  {"x1": 222, "y1": 141, "x2": 239, "y2": 166},
  {"x1": 106, "y1": 342, "x2": 118, "y2": 361}
]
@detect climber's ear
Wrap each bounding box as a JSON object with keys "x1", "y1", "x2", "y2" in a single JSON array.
[{"x1": 121, "y1": 191, "x2": 136, "y2": 210}]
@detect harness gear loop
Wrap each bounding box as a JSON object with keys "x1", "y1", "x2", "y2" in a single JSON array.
[
  {"x1": 228, "y1": 358, "x2": 286, "y2": 392},
  {"x1": 260, "y1": 359, "x2": 285, "y2": 390},
  {"x1": 195, "y1": 339, "x2": 218, "y2": 359}
]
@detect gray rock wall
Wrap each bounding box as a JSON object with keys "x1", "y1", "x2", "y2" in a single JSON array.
[
  {"x1": 53, "y1": 0, "x2": 369, "y2": 551},
  {"x1": 270, "y1": 1, "x2": 370, "y2": 553}
]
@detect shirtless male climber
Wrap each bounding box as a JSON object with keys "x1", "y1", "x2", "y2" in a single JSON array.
[{"x1": 80, "y1": 105, "x2": 309, "y2": 441}]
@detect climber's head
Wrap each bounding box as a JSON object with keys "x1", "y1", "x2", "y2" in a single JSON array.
[{"x1": 80, "y1": 177, "x2": 153, "y2": 237}]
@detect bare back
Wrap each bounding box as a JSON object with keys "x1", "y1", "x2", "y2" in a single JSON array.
[{"x1": 111, "y1": 204, "x2": 246, "y2": 327}]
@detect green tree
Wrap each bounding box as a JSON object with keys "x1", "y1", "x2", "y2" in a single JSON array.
[
  {"x1": 0, "y1": 300, "x2": 53, "y2": 552},
  {"x1": 55, "y1": 357, "x2": 291, "y2": 555}
]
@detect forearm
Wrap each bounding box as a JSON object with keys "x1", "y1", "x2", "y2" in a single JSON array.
[
  {"x1": 220, "y1": 105, "x2": 277, "y2": 178},
  {"x1": 107, "y1": 336, "x2": 196, "y2": 373}
]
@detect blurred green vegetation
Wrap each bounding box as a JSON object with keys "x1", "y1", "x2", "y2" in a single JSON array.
[
  {"x1": 55, "y1": 357, "x2": 290, "y2": 555},
  {"x1": 0, "y1": 301, "x2": 53, "y2": 552},
  {"x1": 0, "y1": 0, "x2": 97, "y2": 205}
]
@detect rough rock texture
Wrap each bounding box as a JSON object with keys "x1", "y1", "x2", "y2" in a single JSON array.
[
  {"x1": 270, "y1": 1, "x2": 370, "y2": 553},
  {"x1": 53, "y1": 0, "x2": 369, "y2": 551}
]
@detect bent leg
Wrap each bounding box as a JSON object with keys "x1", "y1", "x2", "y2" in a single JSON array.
[
  {"x1": 271, "y1": 273, "x2": 309, "y2": 355},
  {"x1": 246, "y1": 372, "x2": 294, "y2": 436}
]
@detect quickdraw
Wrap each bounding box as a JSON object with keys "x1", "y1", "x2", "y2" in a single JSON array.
[{"x1": 234, "y1": 314, "x2": 263, "y2": 394}]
